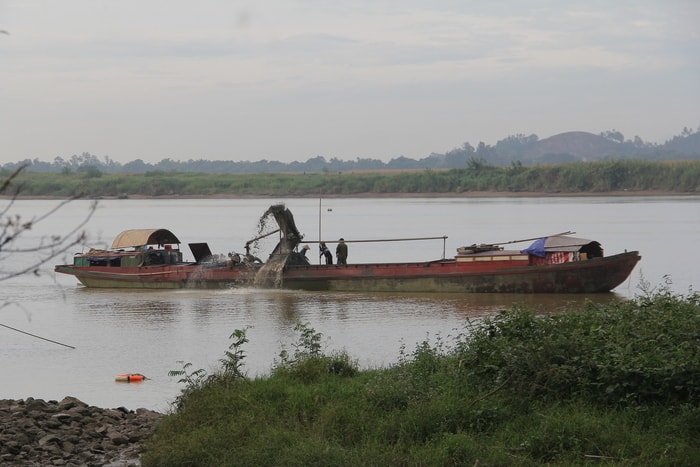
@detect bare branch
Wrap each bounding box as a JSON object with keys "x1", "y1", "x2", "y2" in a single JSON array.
[
  {"x1": 0, "y1": 165, "x2": 97, "y2": 282},
  {"x1": 0, "y1": 164, "x2": 27, "y2": 218}
]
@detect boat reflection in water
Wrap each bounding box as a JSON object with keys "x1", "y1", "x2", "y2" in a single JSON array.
[{"x1": 55, "y1": 204, "x2": 641, "y2": 294}]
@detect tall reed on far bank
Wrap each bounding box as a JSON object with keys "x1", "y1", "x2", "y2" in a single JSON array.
[{"x1": 6, "y1": 159, "x2": 700, "y2": 198}]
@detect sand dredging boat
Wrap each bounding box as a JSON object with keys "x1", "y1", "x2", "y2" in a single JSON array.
[{"x1": 55, "y1": 204, "x2": 640, "y2": 293}]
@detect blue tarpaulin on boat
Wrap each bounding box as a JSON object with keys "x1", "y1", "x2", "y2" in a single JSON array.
[{"x1": 521, "y1": 237, "x2": 547, "y2": 257}]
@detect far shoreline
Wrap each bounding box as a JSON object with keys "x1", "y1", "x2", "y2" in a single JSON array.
[{"x1": 3, "y1": 190, "x2": 697, "y2": 201}]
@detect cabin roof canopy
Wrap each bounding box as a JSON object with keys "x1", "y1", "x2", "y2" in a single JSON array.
[
  {"x1": 544, "y1": 235, "x2": 600, "y2": 252},
  {"x1": 521, "y1": 235, "x2": 602, "y2": 257},
  {"x1": 111, "y1": 229, "x2": 181, "y2": 249}
]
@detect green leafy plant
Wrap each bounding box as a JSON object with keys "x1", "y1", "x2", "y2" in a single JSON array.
[
  {"x1": 168, "y1": 327, "x2": 251, "y2": 410},
  {"x1": 275, "y1": 321, "x2": 357, "y2": 381},
  {"x1": 219, "y1": 327, "x2": 250, "y2": 380}
]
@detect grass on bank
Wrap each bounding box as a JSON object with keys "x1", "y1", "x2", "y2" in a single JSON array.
[
  {"x1": 141, "y1": 285, "x2": 699, "y2": 466},
  {"x1": 5, "y1": 159, "x2": 700, "y2": 197}
]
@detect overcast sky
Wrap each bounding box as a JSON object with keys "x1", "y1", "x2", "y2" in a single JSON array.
[{"x1": 1, "y1": 1, "x2": 698, "y2": 164}]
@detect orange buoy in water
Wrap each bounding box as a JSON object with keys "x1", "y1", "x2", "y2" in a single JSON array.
[{"x1": 115, "y1": 373, "x2": 145, "y2": 383}]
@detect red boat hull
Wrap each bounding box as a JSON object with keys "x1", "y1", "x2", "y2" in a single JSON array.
[
  {"x1": 55, "y1": 251, "x2": 640, "y2": 293},
  {"x1": 279, "y1": 251, "x2": 640, "y2": 293}
]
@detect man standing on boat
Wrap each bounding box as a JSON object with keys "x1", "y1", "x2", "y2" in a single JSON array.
[
  {"x1": 320, "y1": 242, "x2": 333, "y2": 264},
  {"x1": 336, "y1": 238, "x2": 348, "y2": 265}
]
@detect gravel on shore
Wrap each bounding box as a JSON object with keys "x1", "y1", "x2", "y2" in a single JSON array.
[{"x1": 0, "y1": 396, "x2": 163, "y2": 466}]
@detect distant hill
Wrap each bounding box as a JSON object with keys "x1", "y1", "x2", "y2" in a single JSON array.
[
  {"x1": 662, "y1": 131, "x2": 700, "y2": 155},
  {"x1": 525, "y1": 131, "x2": 627, "y2": 162},
  {"x1": 492, "y1": 129, "x2": 700, "y2": 165},
  {"x1": 3, "y1": 128, "x2": 699, "y2": 174}
]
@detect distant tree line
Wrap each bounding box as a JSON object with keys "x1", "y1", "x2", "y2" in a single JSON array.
[
  {"x1": 3, "y1": 160, "x2": 699, "y2": 198},
  {"x1": 2, "y1": 127, "x2": 699, "y2": 175}
]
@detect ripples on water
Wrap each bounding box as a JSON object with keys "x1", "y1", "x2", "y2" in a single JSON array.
[
  {"x1": 1, "y1": 197, "x2": 697, "y2": 411},
  {"x1": 2, "y1": 281, "x2": 627, "y2": 412}
]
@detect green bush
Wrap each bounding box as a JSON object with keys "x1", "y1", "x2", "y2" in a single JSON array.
[
  {"x1": 456, "y1": 286, "x2": 700, "y2": 406},
  {"x1": 143, "y1": 289, "x2": 700, "y2": 466}
]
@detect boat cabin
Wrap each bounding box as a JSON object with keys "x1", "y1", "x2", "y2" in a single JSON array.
[
  {"x1": 456, "y1": 235, "x2": 604, "y2": 265},
  {"x1": 520, "y1": 235, "x2": 603, "y2": 265},
  {"x1": 72, "y1": 228, "x2": 184, "y2": 267}
]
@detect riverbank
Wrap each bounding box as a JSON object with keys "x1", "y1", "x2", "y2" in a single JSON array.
[
  {"x1": 0, "y1": 397, "x2": 162, "y2": 466},
  {"x1": 104, "y1": 190, "x2": 700, "y2": 199},
  {"x1": 4, "y1": 160, "x2": 699, "y2": 198},
  {"x1": 1, "y1": 190, "x2": 694, "y2": 201},
  {"x1": 142, "y1": 291, "x2": 700, "y2": 466}
]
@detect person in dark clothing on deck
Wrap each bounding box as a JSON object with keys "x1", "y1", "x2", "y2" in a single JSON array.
[
  {"x1": 336, "y1": 238, "x2": 348, "y2": 265},
  {"x1": 320, "y1": 242, "x2": 333, "y2": 264}
]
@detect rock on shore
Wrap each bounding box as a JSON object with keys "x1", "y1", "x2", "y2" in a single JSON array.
[{"x1": 0, "y1": 396, "x2": 163, "y2": 466}]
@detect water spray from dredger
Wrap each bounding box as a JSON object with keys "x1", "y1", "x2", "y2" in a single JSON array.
[{"x1": 252, "y1": 204, "x2": 304, "y2": 287}]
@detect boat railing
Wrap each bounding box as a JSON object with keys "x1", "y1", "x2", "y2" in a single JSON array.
[{"x1": 302, "y1": 236, "x2": 449, "y2": 260}]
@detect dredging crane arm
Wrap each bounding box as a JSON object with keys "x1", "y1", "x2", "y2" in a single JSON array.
[{"x1": 245, "y1": 229, "x2": 281, "y2": 249}]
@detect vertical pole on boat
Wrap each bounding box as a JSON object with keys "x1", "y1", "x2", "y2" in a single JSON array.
[
  {"x1": 318, "y1": 189, "x2": 322, "y2": 265},
  {"x1": 443, "y1": 236, "x2": 446, "y2": 260}
]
